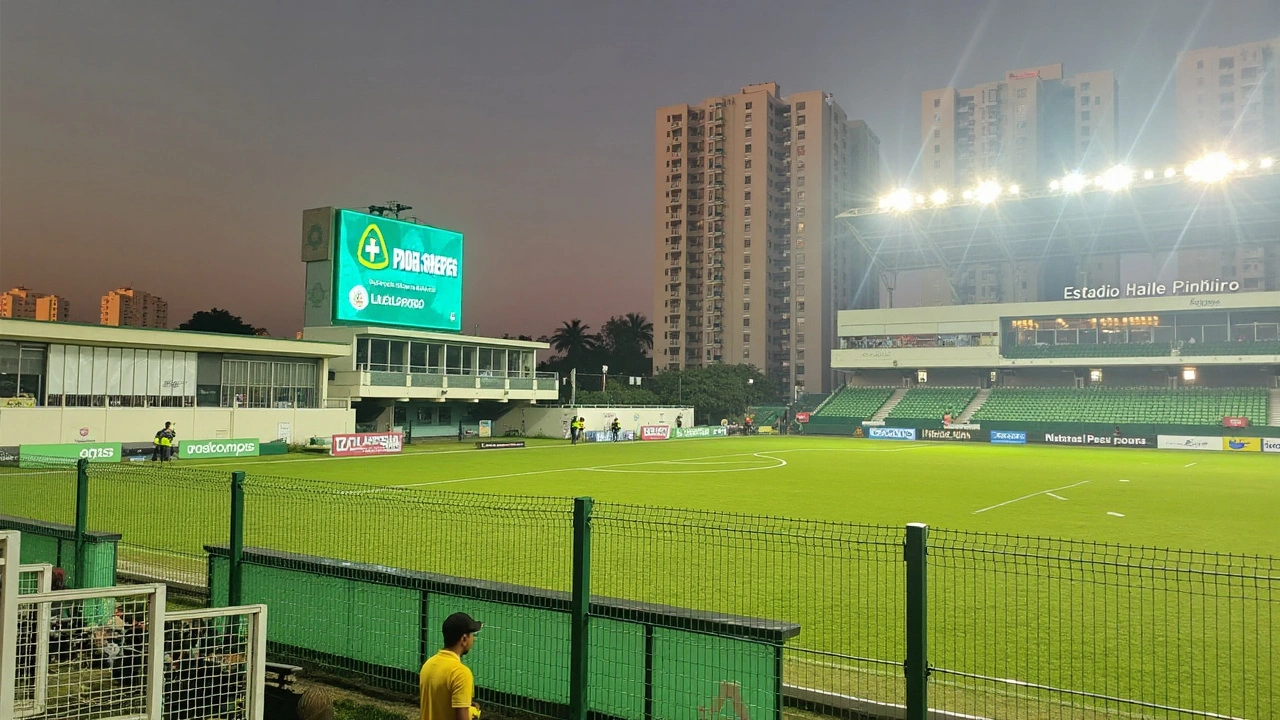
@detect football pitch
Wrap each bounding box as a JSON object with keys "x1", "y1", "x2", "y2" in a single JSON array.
[{"x1": 180, "y1": 435, "x2": 1280, "y2": 556}]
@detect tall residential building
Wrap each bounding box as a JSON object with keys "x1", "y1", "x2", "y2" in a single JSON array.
[
  {"x1": 921, "y1": 64, "x2": 1118, "y2": 190},
  {"x1": 0, "y1": 287, "x2": 69, "y2": 322},
  {"x1": 1176, "y1": 36, "x2": 1280, "y2": 158},
  {"x1": 654, "y1": 83, "x2": 880, "y2": 394},
  {"x1": 100, "y1": 288, "x2": 169, "y2": 328}
]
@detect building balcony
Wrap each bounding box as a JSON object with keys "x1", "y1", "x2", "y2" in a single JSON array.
[{"x1": 345, "y1": 370, "x2": 558, "y2": 402}]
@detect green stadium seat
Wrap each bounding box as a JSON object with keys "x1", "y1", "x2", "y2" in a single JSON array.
[
  {"x1": 811, "y1": 387, "x2": 896, "y2": 419},
  {"x1": 887, "y1": 387, "x2": 979, "y2": 420},
  {"x1": 972, "y1": 387, "x2": 1269, "y2": 426}
]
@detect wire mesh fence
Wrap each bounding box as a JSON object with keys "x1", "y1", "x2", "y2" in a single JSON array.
[
  {"x1": 591, "y1": 503, "x2": 905, "y2": 717},
  {"x1": 2, "y1": 460, "x2": 1277, "y2": 719},
  {"x1": 163, "y1": 605, "x2": 266, "y2": 720},
  {"x1": 928, "y1": 529, "x2": 1278, "y2": 720},
  {"x1": 0, "y1": 455, "x2": 79, "y2": 528}
]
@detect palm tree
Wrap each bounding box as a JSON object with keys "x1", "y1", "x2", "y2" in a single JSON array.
[
  {"x1": 550, "y1": 319, "x2": 596, "y2": 362},
  {"x1": 623, "y1": 312, "x2": 654, "y2": 352}
]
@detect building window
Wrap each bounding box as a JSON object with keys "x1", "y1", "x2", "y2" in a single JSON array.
[
  {"x1": 1219, "y1": 57, "x2": 1234, "y2": 70},
  {"x1": 933, "y1": 159, "x2": 941, "y2": 168},
  {"x1": 744, "y1": 175, "x2": 752, "y2": 185},
  {"x1": 744, "y1": 236, "x2": 751, "y2": 247},
  {"x1": 744, "y1": 159, "x2": 752, "y2": 169},
  {"x1": 797, "y1": 130, "x2": 806, "y2": 140},
  {"x1": 744, "y1": 191, "x2": 752, "y2": 201},
  {"x1": 1220, "y1": 91, "x2": 1235, "y2": 104},
  {"x1": 933, "y1": 128, "x2": 940, "y2": 139},
  {"x1": 934, "y1": 144, "x2": 940, "y2": 153},
  {"x1": 744, "y1": 112, "x2": 752, "y2": 123},
  {"x1": 1094, "y1": 96, "x2": 1102, "y2": 105},
  {"x1": 1242, "y1": 66, "x2": 1258, "y2": 80},
  {"x1": 1080, "y1": 81, "x2": 1091, "y2": 92},
  {"x1": 1016, "y1": 88, "x2": 1026, "y2": 98},
  {"x1": 744, "y1": 221, "x2": 751, "y2": 232},
  {"x1": 743, "y1": 206, "x2": 751, "y2": 216},
  {"x1": 744, "y1": 143, "x2": 752, "y2": 153},
  {"x1": 1221, "y1": 74, "x2": 1234, "y2": 86},
  {"x1": 743, "y1": 348, "x2": 750, "y2": 359},
  {"x1": 745, "y1": 128, "x2": 753, "y2": 138},
  {"x1": 743, "y1": 302, "x2": 750, "y2": 312},
  {"x1": 796, "y1": 101, "x2": 806, "y2": 110},
  {"x1": 797, "y1": 145, "x2": 806, "y2": 155},
  {"x1": 933, "y1": 98, "x2": 940, "y2": 108},
  {"x1": 743, "y1": 253, "x2": 751, "y2": 264},
  {"x1": 796, "y1": 115, "x2": 806, "y2": 126},
  {"x1": 1081, "y1": 110, "x2": 1090, "y2": 121},
  {"x1": 934, "y1": 113, "x2": 940, "y2": 122},
  {"x1": 1197, "y1": 59, "x2": 1204, "y2": 69},
  {"x1": 743, "y1": 318, "x2": 750, "y2": 327},
  {"x1": 796, "y1": 222, "x2": 805, "y2": 233},
  {"x1": 797, "y1": 176, "x2": 805, "y2": 186},
  {"x1": 743, "y1": 270, "x2": 751, "y2": 280},
  {"x1": 1080, "y1": 96, "x2": 1089, "y2": 107},
  {"x1": 745, "y1": 101, "x2": 752, "y2": 109}
]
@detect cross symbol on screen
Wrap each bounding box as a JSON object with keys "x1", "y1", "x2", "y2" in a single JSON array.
[{"x1": 363, "y1": 237, "x2": 381, "y2": 262}]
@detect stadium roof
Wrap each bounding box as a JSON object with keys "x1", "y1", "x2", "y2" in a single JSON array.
[{"x1": 838, "y1": 160, "x2": 1280, "y2": 274}]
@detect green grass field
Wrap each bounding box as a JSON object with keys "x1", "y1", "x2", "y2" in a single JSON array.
[
  {"x1": 3, "y1": 435, "x2": 1277, "y2": 719},
  {"x1": 178, "y1": 436, "x2": 1280, "y2": 555}
]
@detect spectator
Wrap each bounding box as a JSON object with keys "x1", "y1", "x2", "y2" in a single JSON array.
[
  {"x1": 610, "y1": 417, "x2": 621, "y2": 442},
  {"x1": 420, "y1": 612, "x2": 483, "y2": 720}
]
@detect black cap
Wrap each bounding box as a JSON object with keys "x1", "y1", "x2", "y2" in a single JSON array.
[{"x1": 443, "y1": 612, "x2": 483, "y2": 638}]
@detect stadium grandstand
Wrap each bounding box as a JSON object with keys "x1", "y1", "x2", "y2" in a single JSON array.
[{"x1": 810, "y1": 153, "x2": 1280, "y2": 436}]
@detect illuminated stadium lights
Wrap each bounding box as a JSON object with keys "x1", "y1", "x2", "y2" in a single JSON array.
[
  {"x1": 879, "y1": 188, "x2": 915, "y2": 212},
  {"x1": 1049, "y1": 180, "x2": 1061, "y2": 191},
  {"x1": 1237, "y1": 159, "x2": 1251, "y2": 171},
  {"x1": 1061, "y1": 172, "x2": 1088, "y2": 194},
  {"x1": 974, "y1": 180, "x2": 1001, "y2": 204},
  {"x1": 962, "y1": 189, "x2": 974, "y2": 201},
  {"x1": 1143, "y1": 169, "x2": 1155, "y2": 180},
  {"x1": 1164, "y1": 167, "x2": 1177, "y2": 178},
  {"x1": 1098, "y1": 164, "x2": 1134, "y2": 192},
  {"x1": 930, "y1": 189, "x2": 950, "y2": 206},
  {"x1": 1185, "y1": 152, "x2": 1234, "y2": 183},
  {"x1": 1008, "y1": 184, "x2": 1021, "y2": 195},
  {"x1": 915, "y1": 194, "x2": 926, "y2": 205},
  {"x1": 1262, "y1": 157, "x2": 1275, "y2": 169}
]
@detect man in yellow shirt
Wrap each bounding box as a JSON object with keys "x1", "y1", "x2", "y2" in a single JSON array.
[{"x1": 421, "y1": 612, "x2": 483, "y2": 720}]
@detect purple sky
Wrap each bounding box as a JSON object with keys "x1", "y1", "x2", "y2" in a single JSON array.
[{"x1": 3, "y1": 1, "x2": 1277, "y2": 336}]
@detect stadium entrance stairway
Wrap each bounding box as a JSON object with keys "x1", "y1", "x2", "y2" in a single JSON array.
[
  {"x1": 1270, "y1": 388, "x2": 1280, "y2": 426},
  {"x1": 870, "y1": 388, "x2": 909, "y2": 421},
  {"x1": 957, "y1": 388, "x2": 991, "y2": 424}
]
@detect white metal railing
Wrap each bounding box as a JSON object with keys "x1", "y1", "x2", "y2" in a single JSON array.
[
  {"x1": 1, "y1": 530, "x2": 21, "y2": 720},
  {"x1": 13, "y1": 582, "x2": 167, "y2": 720},
  {"x1": 15, "y1": 564, "x2": 53, "y2": 718},
  {"x1": 163, "y1": 605, "x2": 268, "y2": 720}
]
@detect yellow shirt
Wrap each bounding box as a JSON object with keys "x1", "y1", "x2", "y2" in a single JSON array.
[{"x1": 420, "y1": 650, "x2": 474, "y2": 720}]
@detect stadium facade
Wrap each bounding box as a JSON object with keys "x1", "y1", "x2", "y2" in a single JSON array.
[{"x1": 824, "y1": 156, "x2": 1280, "y2": 427}]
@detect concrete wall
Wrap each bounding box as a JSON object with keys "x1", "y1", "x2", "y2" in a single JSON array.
[
  {"x1": 0, "y1": 407, "x2": 354, "y2": 446},
  {"x1": 494, "y1": 406, "x2": 695, "y2": 439}
]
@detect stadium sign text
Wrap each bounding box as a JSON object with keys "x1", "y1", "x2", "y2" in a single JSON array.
[
  {"x1": 989, "y1": 430, "x2": 1027, "y2": 445},
  {"x1": 1063, "y1": 279, "x2": 1240, "y2": 300},
  {"x1": 639, "y1": 425, "x2": 671, "y2": 441},
  {"x1": 919, "y1": 428, "x2": 985, "y2": 442},
  {"x1": 19, "y1": 442, "x2": 123, "y2": 468},
  {"x1": 868, "y1": 427, "x2": 917, "y2": 441},
  {"x1": 674, "y1": 426, "x2": 729, "y2": 439},
  {"x1": 1263, "y1": 438, "x2": 1280, "y2": 454},
  {"x1": 1039, "y1": 433, "x2": 1153, "y2": 448},
  {"x1": 331, "y1": 432, "x2": 404, "y2": 457},
  {"x1": 1155, "y1": 435, "x2": 1220, "y2": 451},
  {"x1": 178, "y1": 439, "x2": 260, "y2": 459}
]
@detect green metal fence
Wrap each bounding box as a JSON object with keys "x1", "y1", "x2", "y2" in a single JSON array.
[{"x1": 0, "y1": 458, "x2": 1276, "y2": 719}]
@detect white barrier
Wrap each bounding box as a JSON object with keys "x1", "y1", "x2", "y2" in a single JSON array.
[
  {"x1": 15, "y1": 564, "x2": 53, "y2": 718},
  {"x1": 0, "y1": 530, "x2": 20, "y2": 720}
]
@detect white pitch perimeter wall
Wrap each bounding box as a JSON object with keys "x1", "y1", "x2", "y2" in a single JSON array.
[
  {"x1": 0, "y1": 407, "x2": 355, "y2": 446},
  {"x1": 495, "y1": 406, "x2": 695, "y2": 439}
]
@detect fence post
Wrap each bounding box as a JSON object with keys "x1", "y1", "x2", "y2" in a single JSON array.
[
  {"x1": 570, "y1": 497, "x2": 593, "y2": 720},
  {"x1": 73, "y1": 458, "x2": 89, "y2": 589},
  {"x1": 904, "y1": 523, "x2": 929, "y2": 720},
  {"x1": 229, "y1": 471, "x2": 246, "y2": 606}
]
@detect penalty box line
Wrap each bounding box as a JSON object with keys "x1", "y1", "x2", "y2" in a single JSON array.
[{"x1": 972, "y1": 481, "x2": 1090, "y2": 515}]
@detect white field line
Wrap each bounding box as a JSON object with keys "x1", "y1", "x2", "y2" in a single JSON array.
[
  {"x1": 1108, "y1": 511, "x2": 1126, "y2": 517},
  {"x1": 1185, "y1": 462, "x2": 1198, "y2": 468},
  {"x1": 1045, "y1": 493, "x2": 1067, "y2": 501},
  {"x1": 973, "y1": 481, "x2": 1090, "y2": 515}
]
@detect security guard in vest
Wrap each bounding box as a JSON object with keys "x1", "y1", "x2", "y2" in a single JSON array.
[{"x1": 152, "y1": 422, "x2": 174, "y2": 461}]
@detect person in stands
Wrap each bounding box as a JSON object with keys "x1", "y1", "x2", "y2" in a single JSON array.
[{"x1": 610, "y1": 417, "x2": 621, "y2": 442}]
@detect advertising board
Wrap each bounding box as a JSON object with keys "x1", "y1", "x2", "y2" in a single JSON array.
[
  {"x1": 478, "y1": 420, "x2": 492, "y2": 438},
  {"x1": 674, "y1": 426, "x2": 730, "y2": 439},
  {"x1": 332, "y1": 209, "x2": 463, "y2": 332},
  {"x1": 476, "y1": 441, "x2": 525, "y2": 450},
  {"x1": 331, "y1": 432, "x2": 404, "y2": 457},
  {"x1": 640, "y1": 425, "x2": 671, "y2": 441},
  {"x1": 919, "y1": 428, "x2": 986, "y2": 442},
  {"x1": 1222, "y1": 417, "x2": 1249, "y2": 428},
  {"x1": 1156, "y1": 435, "x2": 1221, "y2": 451},
  {"x1": 795, "y1": 412, "x2": 810, "y2": 423},
  {"x1": 1263, "y1": 438, "x2": 1280, "y2": 454},
  {"x1": 19, "y1": 442, "x2": 123, "y2": 467},
  {"x1": 586, "y1": 430, "x2": 637, "y2": 443},
  {"x1": 989, "y1": 430, "x2": 1027, "y2": 445},
  {"x1": 1222, "y1": 437, "x2": 1261, "y2": 452},
  {"x1": 1038, "y1": 433, "x2": 1155, "y2": 449},
  {"x1": 177, "y1": 439, "x2": 260, "y2": 459},
  {"x1": 868, "y1": 427, "x2": 917, "y2": 441}
]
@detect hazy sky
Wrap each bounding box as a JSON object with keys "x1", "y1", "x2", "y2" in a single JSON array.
[{"x1": 2, "y1": 1, "x2": 1277, "y2": 336}]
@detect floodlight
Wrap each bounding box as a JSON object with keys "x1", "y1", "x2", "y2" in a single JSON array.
[
  {"x1": 975, "y1": 180, "x2": 1001, "y2": 204},
  {"x1": 929, "y1": 189, "x2": 950, "y2": 206},
  {"x1": 1185, "y1": 152, "x2": 1233, "y2": 183},
  {"x1": 962, "y1": 189, "x2": 974, "y2": 201},
  {"x1": 1061, "y1": 172, "x2": 1087, "y2": 193},
  {"x1": 880, "y1": 188, "x2": 914, "y2": 212},
  {"x1": 915, "y1": 194, "x2": 926, "y2": 205},
  {"x1": 1098, "y1": 164, "x2": 1134, "y2": 192},
  {"x1": 1008, "y1": 184, "x2": 1021, "y2": 195},
  {"x1": 1164, "y1": 167, "x2": 1177, "y2": 178},
  {"x1": 1261, "y1": 157, "x2": 1275, "y2": 169},
  {"x1": 1142, "y1": 169, "x2": 1155, "y2": 180},
  {"x1": 1237, "y1": 159, "x2": 1250, "y2": 171},
  {"x1": 1049, "y1": 180, "x2": 1061, "y2": 190}
]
